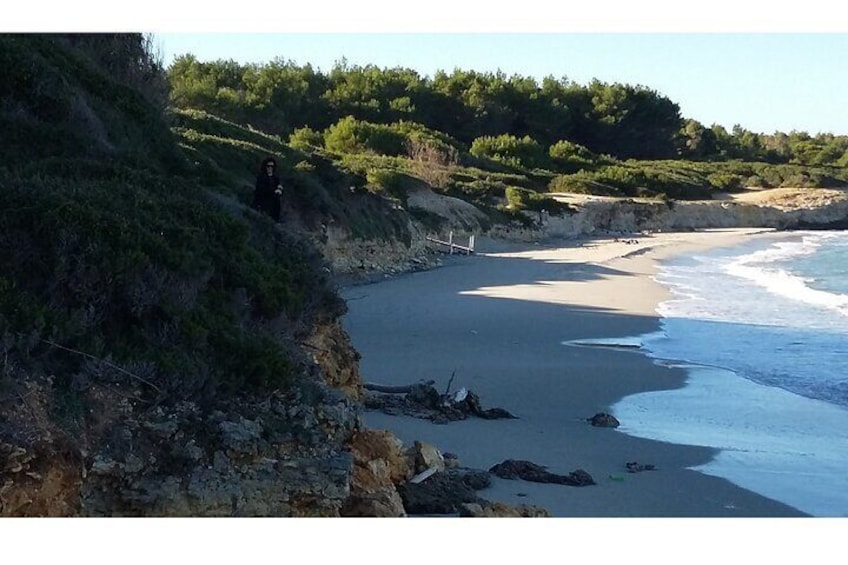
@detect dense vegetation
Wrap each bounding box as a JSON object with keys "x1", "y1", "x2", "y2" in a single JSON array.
[
  {"x1": 167, "y1": 55, "x2": 848, "y2": 202},
  {"x1": 0, "y1": 35, "x2": 353, "y2": 418}
]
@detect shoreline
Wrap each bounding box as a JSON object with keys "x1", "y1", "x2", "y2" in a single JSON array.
[{"x1": 341, "y1": 228, "x2": 808, "y2": 516}]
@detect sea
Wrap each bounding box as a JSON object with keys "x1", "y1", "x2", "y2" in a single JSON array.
[{"x1": 611, "y1": 230, "x2": 848, "y2": 517}]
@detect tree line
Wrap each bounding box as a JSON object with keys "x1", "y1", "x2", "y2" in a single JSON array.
[{"x1": 167, "y1": 55, "x2": 848, "y2": 168}]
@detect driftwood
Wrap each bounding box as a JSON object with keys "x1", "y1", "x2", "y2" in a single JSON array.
[
  {"x1": 363, "y1": 380, "x2": 435, "y2": 394},
  {"x1": 364, "y1": 380, "x2": 517, "y2": 424}
]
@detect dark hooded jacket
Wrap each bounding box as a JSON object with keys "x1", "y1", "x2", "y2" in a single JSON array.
[{"x1": 252, "y1": 157, "x2": 282, "y2": 221}]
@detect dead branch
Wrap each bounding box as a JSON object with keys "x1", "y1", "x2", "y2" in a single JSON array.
[
  {"x1": 443, "y1": 370, "x2": 456, "y2": 396},
  {"x1": 41, "y1": 339, "x2": 161, "y2": 393}
]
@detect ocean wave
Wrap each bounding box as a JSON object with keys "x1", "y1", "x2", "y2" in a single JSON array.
[{"x1": 724, "y1": 262, "x2": 848, "y2": 316}]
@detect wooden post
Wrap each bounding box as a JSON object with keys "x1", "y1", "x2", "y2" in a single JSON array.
[
  {"x1": 469, "y1": 234, "x2": 475, "y2": 254},
  {"x1": 448, "y1": 231, "x2": 454, "y2": 255}
]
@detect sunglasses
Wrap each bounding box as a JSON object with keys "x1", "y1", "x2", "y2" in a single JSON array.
[{"x1": 266, "y1": 164, "x2": 276, "y2": 168}]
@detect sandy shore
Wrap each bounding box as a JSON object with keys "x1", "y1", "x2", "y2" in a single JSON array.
[{"x1": 340, "y1": 229, "x2": 808, "y2": 517}]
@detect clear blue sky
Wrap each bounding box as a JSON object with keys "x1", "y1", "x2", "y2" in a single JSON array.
[
  {"x1": 12, "y1": 1, "x2": 848, "y2": 136},
  {"x1": 154, "y1": 32, "x2": 848, "y2": 136}
]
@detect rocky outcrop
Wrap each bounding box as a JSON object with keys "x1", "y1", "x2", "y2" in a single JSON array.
[
  {"x1": 1, "y1": 375, "x2": 361, "y2": 517},
  {"x1": 341, "y1": 429, "x2": 410, "y2": 517},
  {"x1": 305, "y1": 318, "x2": 364, "y2": 401},
  {"x1": 530, "y1": 187, "x2": 848, "y2": 239},
  {"x1": 321, "y1": 221, "x2": 440, "y2": 278},
  {"x1": 0, "y1": 380, "x2": 84, "y2": 517}
]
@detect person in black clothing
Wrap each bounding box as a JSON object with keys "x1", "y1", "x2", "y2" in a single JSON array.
[{"x1": 253, "y1": 157, "x2": 284, "y2": 221}]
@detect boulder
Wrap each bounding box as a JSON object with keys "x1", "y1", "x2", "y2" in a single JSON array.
[
  {"x1": 587, "y1": 412, "x2": 620, "y2": 428},
  {"x1": 489, "y1": 459, "x2": 595, "y2": 486},
  {"x1": 409, "y1": 440, "x2": 445, "y2": 474},
  {"x1": 341, "y1": 429, "x2": 410, "y2": 517},
  {"x1": 398, "y1": 468, "x2": 491, "y2": 515}
]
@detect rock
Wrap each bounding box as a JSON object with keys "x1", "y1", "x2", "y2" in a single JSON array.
[
  {"x1": 348, "y1": 429, "x2": 410, "y2": 484},
  {"x1": 409, "y1": 441, "x2": 445, "y2": 474},
  {"x1": 218, "y1": 418, "x2": 263, "y2": 452},
  {"x1": 341, "y1": 489, "x2": 406, "y2": 518},
  {"x1": 304, "y1": 320, "x2": 364, "y2": 401},
  {"x1": 459, "y1": 501, "x2": 551, "y2": 518},
  {"x1": 489, "y1": 459, "x2": 595, "y2": 487},
  {"x1": 341, "y1": 429, "x2": 409, "y2": 517},
  {"x1": 397, "y1": 468, "x2": 490, "y2": 515},
  {"x1": 625, "y1": 461, "x2": 657, "y2": 473},
  {"x1": 587, "y1": 412, "x2": 620, "y2": 428},
  {"x1": 443, "y1": 452, "x2": 460, "y2": 468}
]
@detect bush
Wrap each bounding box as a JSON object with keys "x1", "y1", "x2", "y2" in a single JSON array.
[
  {"x1": 470, "y1": 134, "x2": 548, "y2": 170},
  {"x1": 366, "y1": 167, "x2": 406, "y2": 198},
  {"x1": 324, "y1": 115, "x2": 406, "y2": 155},
  {"x1": 548, "y1": 175, "x2": 623, "y2": 196},
  {"x1": 504, "y1": 186, "x2": 572, "y2": 215},
  {"x1": 289, "y1": 126, "x2": 324, "y2": 150},
  {"x1": 707, "y1": 172, "x2": 746, "y2": 191},
  {"x1": 548, "y1": 139, "x2": 600, "y2": 172}
]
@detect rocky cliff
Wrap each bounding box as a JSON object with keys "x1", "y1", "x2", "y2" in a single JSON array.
[{"x1": 392, "y1": 186, "x2": 848, "y2": 248}]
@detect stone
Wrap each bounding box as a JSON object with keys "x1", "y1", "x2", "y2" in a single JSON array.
[
  {"x1": 587, "y1": 412, "x2": 620, "y2": 428},
  {"x1": 348, "y1": 429, "x2": 410, "y2": 484},
  {"x1": 489, "y1": 459, "x2": 595, "y2": 487},
  {"x1": 459, "y1": 501, "x2": 551, "y2": 518},
  {"x1": 443, "y1": 452, "x2": 460, "y2": 468},
  {"x1": 341, "y1": 429, "x2": 410, "y2": 517},
  {"x1": 625, "y1": 461, "x2": 657, "y2": 473},
  {"x1": 398, "y1": 469, "x2": 486, "y2": 515},
  {"x1": 409, "y1": 441, "x2": 445, "y2": 474}
]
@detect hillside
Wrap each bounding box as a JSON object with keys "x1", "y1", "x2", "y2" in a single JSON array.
[{"x1": 0, "y1": 34, "x2": 383, "y2": 516}]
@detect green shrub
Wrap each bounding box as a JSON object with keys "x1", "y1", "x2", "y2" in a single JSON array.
[
  {"x1": 504, "y1": 186, "x2": 572, "y2": 215},
  {"x1": 324, "y1": 115, "x2": 406, "y2": 155},
  {"x1": 289, "y1": 126, "x2": 325, "y2": 150},
  {"x1": 707, "y1": 172, "x2": 746, "y2": 191},
  {"x1": 366, "y1": 168, "x2": 406, "y2": 198},
  {"x1": 548, "y1": 175, "x2": 623, "y2": 196},
  {"x1": 469, "y1": 134, "x2": 548, "y2": 169},
  {"x1": 548, "y1": 139, "x2": 600, "y2": 172}
]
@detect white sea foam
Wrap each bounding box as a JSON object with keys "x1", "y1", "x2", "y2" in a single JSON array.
[
  {"x1": 724, "y1": 239, "x2": 848, "y2": 316},
  {"x1": 609, "y1": 230, "x2": 848, "y2": 516}
]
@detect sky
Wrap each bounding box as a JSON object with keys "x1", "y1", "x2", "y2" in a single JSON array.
[{"x1": 8, "y1": 1, "x2": 848, "y2": 136}]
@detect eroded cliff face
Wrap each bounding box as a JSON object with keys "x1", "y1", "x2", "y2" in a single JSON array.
[
  {"x1": 321, "y1": 221, "x2": 440, "y2": 278},
  {"x1": 526, "y1": 188, "x2": 848, "y2": 238},
  {"x1": 304, "y1": 317, "x2": 364, "y2": 402},
  {"x1": 472, "y1": 188, "x2": 848, "y2": 243}
]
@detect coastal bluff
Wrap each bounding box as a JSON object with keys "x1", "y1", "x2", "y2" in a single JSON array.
[{"x1": 319, "y1": 186, "x2": 848, "y2": 274}]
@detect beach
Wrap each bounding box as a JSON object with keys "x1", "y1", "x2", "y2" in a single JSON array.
[{"x1": 340, "y1": 229, "x2": 808, "y2": 517}]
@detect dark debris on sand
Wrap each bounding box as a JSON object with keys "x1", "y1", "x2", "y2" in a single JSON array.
[{"x1": 364, "y1": 381, "x2": 517, "y2": 424}]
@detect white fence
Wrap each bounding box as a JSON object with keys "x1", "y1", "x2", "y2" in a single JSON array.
[{"x1": 425, "y1": 231, "x2": 476, "y2": 255}]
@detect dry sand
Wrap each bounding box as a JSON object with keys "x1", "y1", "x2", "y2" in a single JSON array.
[{"x1": 340, "y1": 229, "x2": 808, "y2": 517}]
